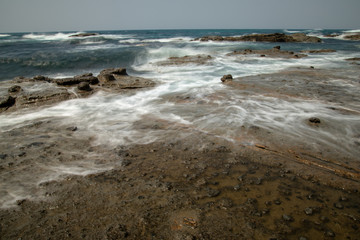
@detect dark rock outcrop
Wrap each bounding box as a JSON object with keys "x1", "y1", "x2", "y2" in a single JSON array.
[
  {"x1": 194, "y1": 33, "x2": 321, "y2": 43},
  {"x1": 54, "y1": 73, "x2": 99, "y2": 86},
  {"x1": 0, "y1": 96, "x2": 16, "y2": 108},
  {"x1": 1, "y1": 68, "x2": 155, "y2": 112},
  {"x1": 227, "y1": 46, "x2": 307, "y2": 59},
  {"x1": 156, "y1": 55, "x2": 213, "y2": 66},
  {"x1": 221, "y1": 74, "x2": 233, "y2": 83},
  {"x1": 344, "y1": 34, "x2": 360, "y2": 41},
  {"x1": 69, "y1": 33, "x2": 99, "y2": 38},
  {"x1": 77, "y1": 82, "x2": 92, "y2": 91},
  {"x1": 301, "y1": 49, "x2": 336, "y2": 54},
  {"x1": 8, "y1": 85, "x2": 22, "y2": 93}
]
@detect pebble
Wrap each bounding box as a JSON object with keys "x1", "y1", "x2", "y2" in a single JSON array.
[
  {"x1": 325, "y1": 230, "x2": 335, "y2": 237},
  {"x1": 233, "y1": 185, "x2": 241, "y2": 191},
  {"x1": 282, "y1": 214, "x2": 294, "y2": 222},
  {"x1": 207, "y1": 188, "x2": 220, "y2": 198},
  {"x1": 334, "y1": 202, "x2": 344, "y2": 209},
  {"x1": 304, "y1": 207, "x2": 313, "y2": 215}
]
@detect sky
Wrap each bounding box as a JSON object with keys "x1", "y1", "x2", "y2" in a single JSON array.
[{"x1": 0, "y1": 0, "x2": 359, "y2": 32}]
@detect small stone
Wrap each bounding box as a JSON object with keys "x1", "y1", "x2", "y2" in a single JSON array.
[
  {"x1": 320, "y1": 216, "x2": 329, "y2": 223},
  {"x1": 339, "y1": 196, "x2": 348, "y2": 201},
  {"x1": 325, "y1": 230, "x2": 335, "y2": 237},
  {"x1": 304, "y1": 207, "x2": 313, "y2": 215},
  {"x1": 334, "y1": 202, "x2": 344, "y2": 209},
  {"x1": 274, "y1": 199, "x2": 282, "y2": 205},
  {"x1": 299, "y1": 237, "x2": 308, "y2": 240},
  {"x1": 233, "y1": 185, "x2": 241, "y2": 191},
  {"x1": 207, "y1": 188, "x2": 221, "y2": 198},
  {"x1": 282, "y1": 214, "x2": 294, "y2": 222}
]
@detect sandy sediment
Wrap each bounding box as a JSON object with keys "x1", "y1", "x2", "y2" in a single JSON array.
[{"x1": 0, "y1": 64, "x2": 360, "y2": 239}]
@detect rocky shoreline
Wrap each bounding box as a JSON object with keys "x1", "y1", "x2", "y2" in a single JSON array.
[
  {"x1": 1, "y1": 44, "x2": 360, "y2": 239},
  {"x1": 0, "y1": 68, "x2": 155, "y2": 113}
]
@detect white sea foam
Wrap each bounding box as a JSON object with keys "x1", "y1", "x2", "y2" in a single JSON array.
[
  {"x1": 0, "y1": 34, "x2": 10, "y2": 38},
  {"x1": 343, "y1": 29, "x2": 360, "y2": 33},
  {"x1": 23, "y1": 32, "x2": 76, "y2": 41}
]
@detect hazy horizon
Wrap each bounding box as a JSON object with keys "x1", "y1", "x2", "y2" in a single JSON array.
[{"x1": 1, "y1": 0, "x2": 359, "y2": 33}]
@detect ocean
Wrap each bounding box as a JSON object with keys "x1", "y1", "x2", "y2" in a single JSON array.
[{"x1": 0, "y1": 29, "x2": 360, "y2": 208}]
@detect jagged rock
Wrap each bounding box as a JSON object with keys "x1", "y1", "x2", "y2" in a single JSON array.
[
  {"x1": 221, "y1": 74, "x2": 233, "y2": 83},
  {"x1": 0, "y1": 96, "x2": 16, "y2": 108}
]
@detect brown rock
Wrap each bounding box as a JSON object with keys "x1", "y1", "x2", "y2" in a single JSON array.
[
  {"x1": 344, "y1": 34, "x2": 360, "y2": 41},
  {"x1": 221, "y1": 74, "x2": 233, "y2": 83},
  {"x1": 77, "y1": 82, "x2": 92, "y2": 91}
]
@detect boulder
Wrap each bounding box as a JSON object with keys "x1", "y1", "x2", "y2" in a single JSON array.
[
  {"x1": 8, "y1": 85, "x2": 22, "y2": 93},
  {"x1": 77, "y1": 82, "x2": 92, "y2": 91},
  {"x1": 221, "y1": 74, "x2": 233, "y2": 83},
  {"x1": 0, "y1": 96, "x2": 16, "y2": 108},
  {"x1": 97, "y1": 68, "x2": 128, "y2": 83}
]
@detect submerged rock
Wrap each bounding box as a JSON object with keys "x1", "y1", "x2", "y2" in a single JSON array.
[
  {"x1": 69, "y1": 33, "x2": 99, "y2": 38},
  {"x1": 156, "y1": 54, "x2": 213, "y2": 66}
]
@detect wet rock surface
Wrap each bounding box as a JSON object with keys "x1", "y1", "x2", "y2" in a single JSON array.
[
  {"x1": 0, "y1": 126, "x2": 359, "y2": 240},
  {"x1": 0, "y1": 68, "x2": 155, "y2": 112},
  {"x1": 227, "y1": 46, "x2": 308, "y2": 59},
  {"x1": 156, "y1": 55, "x2": 213, "y2": 66},
  {"x1": 0, "y1": 66, "x2": 360, "y2": 239}
]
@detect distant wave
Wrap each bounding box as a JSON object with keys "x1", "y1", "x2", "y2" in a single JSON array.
[
  {"x1": 344, "y1": 29, "x2": 360, "y2": 33},
  {"x1": 0, "y1": 34, "x2": 10, "y2": 38}
]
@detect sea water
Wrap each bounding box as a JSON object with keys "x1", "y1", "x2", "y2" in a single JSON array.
[{"x1": 0, "y1": 29, "x2": 359, "y2": 207}]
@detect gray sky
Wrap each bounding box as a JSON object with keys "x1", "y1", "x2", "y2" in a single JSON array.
[{"x1": 0, "y1": 0, "x2": 359, "y2": 32}]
